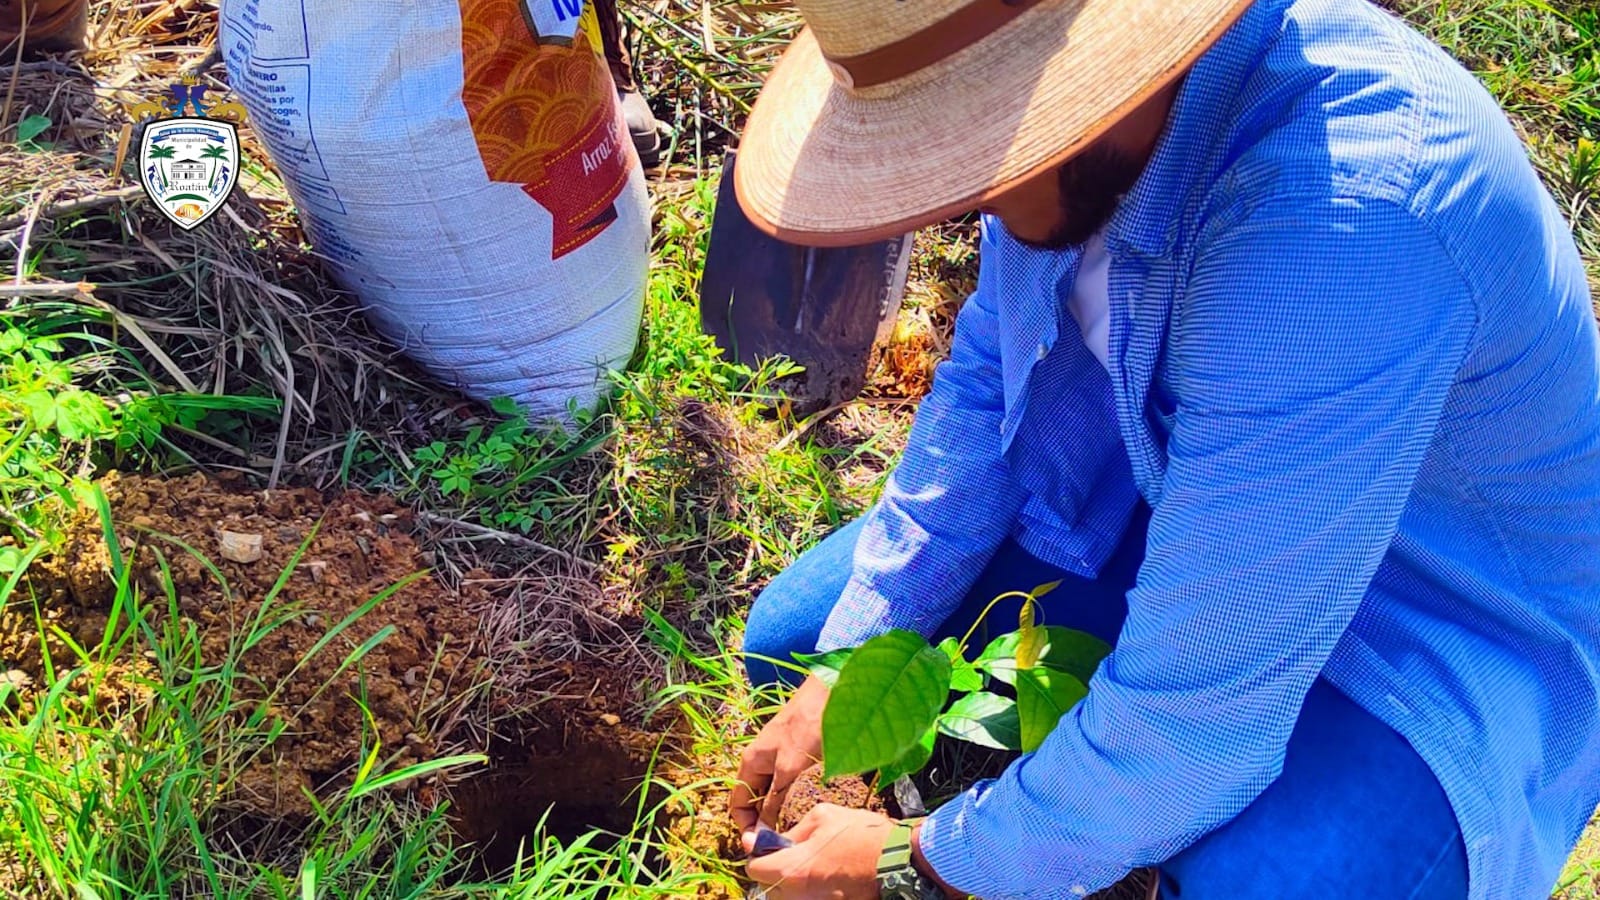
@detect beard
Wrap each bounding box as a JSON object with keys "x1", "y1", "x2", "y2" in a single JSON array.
[{"x1": 1019, "y1": 147, "x2": 1146, "y2": 250}]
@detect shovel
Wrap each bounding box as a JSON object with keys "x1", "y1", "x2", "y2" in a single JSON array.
[{"x1": 699, "y1": 149, "x2": 914, "y2": 413}]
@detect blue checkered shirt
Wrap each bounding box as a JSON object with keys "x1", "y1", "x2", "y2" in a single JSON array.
[{"x1": 813, "y1": 0, "x2": 1600, "y2": 896}]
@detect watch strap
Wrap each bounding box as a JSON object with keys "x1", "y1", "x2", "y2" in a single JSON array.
[
  {"x1": 878, "y1": 820, "x2": 918, "y2": 873},
  {"x1": 877, "y1": 819, "x2": 943, "y2": 900}
]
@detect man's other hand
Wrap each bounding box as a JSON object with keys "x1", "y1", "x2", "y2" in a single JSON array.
[
  {"x1": 743, "y1": 804, "x2": 891, "y2": 900},
  {"x1": 732, "y1": 675, "x2": 829, "y2": 832}
]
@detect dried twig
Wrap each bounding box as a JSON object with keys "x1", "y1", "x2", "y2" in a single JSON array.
[
  {"x1": 0, "y1": 280, "x2": 94, "y2": 300},
  {"x1": 626, "y1": 7, "x2": 753, "y2": 114},
  {"x1": 416, "y1": 511, "x2": 599, "y2": 574},
  {"x1": 0, "y1": 60, "x2": 87, "y2": 78},
  {"x1": 0, "y1": 185, "x2": 143, "y2": 236}
]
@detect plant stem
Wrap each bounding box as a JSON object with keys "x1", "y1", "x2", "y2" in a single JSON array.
[{"x1": 955, "y1": 589, "x2": 1035, "y2": 658}]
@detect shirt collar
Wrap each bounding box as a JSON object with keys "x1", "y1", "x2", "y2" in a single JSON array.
[{"x1": 1104, "y1": 0, "x2": 1287, "y2": 259}]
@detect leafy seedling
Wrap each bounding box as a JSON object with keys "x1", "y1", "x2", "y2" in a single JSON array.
[{"x1": 803, "y1": 582, "x2": 1112, "y2": 789}]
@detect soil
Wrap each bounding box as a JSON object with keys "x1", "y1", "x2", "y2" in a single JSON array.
[
  {"x1": 9, "y1": 473, "x2": 492, "y2": 817},
  {"x1": 5, "y1": 473, "x2": 661, "y2": 833},
  {"x1": 448, "y1": 664, "x2": 666, "y2": 873},
  {"x1": 777, "y1": 763, "x2": 884, "y2": 831},
  {"x1": 2, "y1": 471, "x2": 762, "y2": 893},
  {"x1": 1089, "y1": 869, "x2": 1157, "y2": 900}
]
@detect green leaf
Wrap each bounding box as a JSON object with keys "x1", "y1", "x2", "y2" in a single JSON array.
[
  {"x1": 1029, "y1": 579, "x2": 1063, "y2": 599},
  {"x1": 792, "y1": 647, "x2": 853, "y2": 687},
  {"x1": 53, "y1": 391, "x2": 112, "y2": 442},
  {"x1": 1016, "y1": 667, "x2": 1087, "y2": 752},
  {"x1": 977, "y1": 627, "x2": 1112, "y2": 685},
  {"x1": 19, "y1": 390, "x2": 56, "y2": 430},
  {"x1": 938, "y1": 692, "x2": 1022, "y2": 751},
  {"x1": 950, "y1": 659, "x2": 984, "y2": 692},
  {"x1": 937, "y1": 636, "x2": 983, "y2": 692},
  {"x1": 0, "y1": 546, "x2": 24, "y2": 574},
  {"x1": 348, "y1": 752, "x2": 488, "y2": 800},
  {"x1": 821, "y1": 629, "x2": 951, "y2": 780},
  {"x1": 15, "y1": 114, "x2": 51, "y2": 144},
  {"x1": 876, "y1": 724, "x2": 937, "y2": 786}
]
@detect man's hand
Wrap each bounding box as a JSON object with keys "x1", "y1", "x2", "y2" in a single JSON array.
[
  {"x1": 743, "y1": 804, "x2": 891, "y2": 900},
  {"x1": 732, "y1": 675, "x2": 830, "y2": 831}
]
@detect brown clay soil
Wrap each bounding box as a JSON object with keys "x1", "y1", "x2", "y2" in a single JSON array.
[
  {"x1": 4, "y1": 472, "x2": 714, "y2": 871},
  {"x1": 778, "y1": 763, "x2": 884, "y2": 831},
  {"x1": 11, "y1": 472, "x2": 499, "y2": 817}
]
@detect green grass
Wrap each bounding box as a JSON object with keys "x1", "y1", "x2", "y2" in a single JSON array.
[
  {"x1": 0, "y1": 375, "x2": 751, "y2": 898},
  {"x1": 0, "y1": 492, "x2": 485, "y2": 898},
  {"x1": 350, "y1": 177, "x2": 881, "y2": 591}
]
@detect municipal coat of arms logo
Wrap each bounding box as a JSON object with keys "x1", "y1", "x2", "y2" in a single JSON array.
[{"x1": 125, "y1": 75, "x2": 249, "y2": 231}]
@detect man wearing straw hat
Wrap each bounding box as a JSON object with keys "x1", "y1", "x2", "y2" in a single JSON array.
[{"x1": 728, "y1": 0, "x2": 1600, "y2": 897}]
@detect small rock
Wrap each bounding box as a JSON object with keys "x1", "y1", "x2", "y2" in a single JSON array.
[
  {"x1": 1, "y1": 670, "x2": 31, "y2": 692},
  {"x1": 599, "y1": 713, "x2": 621, "y2": 727},
  {"x1": 302, "y1": 612, "x2": 323, "y2": 629},
  {"x1": 218, "y1": 530, "x2": 263, "y2": 564},
  {"x1": 307, "y1": 560, "x2": 329, "y2": 583}
]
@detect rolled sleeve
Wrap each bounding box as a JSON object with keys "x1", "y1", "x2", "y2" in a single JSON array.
[{"x1": 817, "y1": 238, "x2": 1029, "y2": 650}]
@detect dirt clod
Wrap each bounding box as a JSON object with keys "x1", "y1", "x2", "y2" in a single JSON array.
[{"x1": 777, "y1": 763, "x2": 884, "y2": 832}]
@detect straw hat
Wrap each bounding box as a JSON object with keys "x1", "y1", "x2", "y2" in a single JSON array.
[{"x1": 735, "y1": 0, "x2": 1256, "y2": 246}]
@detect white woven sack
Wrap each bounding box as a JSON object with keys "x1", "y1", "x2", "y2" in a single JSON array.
[{"x1": 220, "y1": 0, "x2": 648, "y2": 423}]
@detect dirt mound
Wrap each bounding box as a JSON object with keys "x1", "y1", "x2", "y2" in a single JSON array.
[
  {"x1": 10, "y1": 472, "x2": 513, "y2": 819},
  {"x1": 1, "y1": 472, "x2": 748, "y2": 890}
]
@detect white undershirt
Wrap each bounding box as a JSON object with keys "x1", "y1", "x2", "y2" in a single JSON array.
[{"x1": 1068, "y1": 231, "x2": 1112, "y2": 370}]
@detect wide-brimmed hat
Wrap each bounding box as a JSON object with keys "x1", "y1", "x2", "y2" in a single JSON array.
[{"x1": 735, "y1": 0, "x2": 1256, "y2": 246}]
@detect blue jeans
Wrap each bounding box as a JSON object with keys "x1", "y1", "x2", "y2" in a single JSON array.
[{"x1": 742, "y1": 509, "x2": 1469, "y2": 898}]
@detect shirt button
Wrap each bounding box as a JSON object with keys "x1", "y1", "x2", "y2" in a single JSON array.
[{"x1": 1037, "y1": 342, "x2": 1049, "y2": 360}]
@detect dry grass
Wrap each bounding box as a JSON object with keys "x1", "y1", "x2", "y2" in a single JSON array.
[{"x1": 3, "y1": 2, "x2": 480, "y2": 492}]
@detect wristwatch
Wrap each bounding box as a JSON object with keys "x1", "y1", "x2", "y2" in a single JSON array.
[{"x1": 877, "y1": 819, "x2": 946, "y2": 900}]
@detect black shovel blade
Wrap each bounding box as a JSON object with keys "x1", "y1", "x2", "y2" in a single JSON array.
[{"x1": 699, "y1": 150, "x2": 913, "y2": 412}]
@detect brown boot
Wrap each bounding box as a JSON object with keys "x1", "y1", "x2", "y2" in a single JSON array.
[{"x1": 0, "y1": 0, "x2": 89, "y2": 56}]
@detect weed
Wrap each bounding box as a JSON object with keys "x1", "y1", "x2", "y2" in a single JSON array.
[{"x1": 0, "y1": 312, "x2": 274, "y2": 550}]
